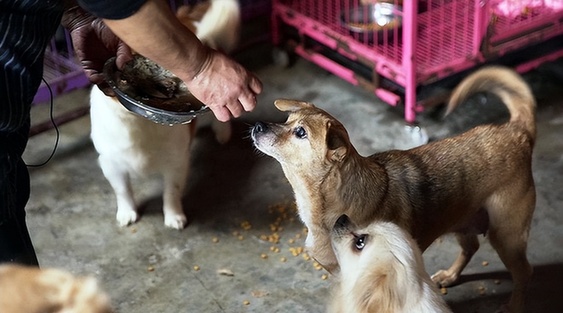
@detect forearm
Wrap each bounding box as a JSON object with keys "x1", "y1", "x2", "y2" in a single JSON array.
[{"x1": 102, "y1": 0, "x2": 209, "y2": 83}]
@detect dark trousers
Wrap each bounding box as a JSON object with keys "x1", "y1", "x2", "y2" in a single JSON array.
[
  {"x1": 0, "y1": 123, "x2": 38, "y2": 265},
  {"x1": 0, "y1": 0, "x2": 64, "y2": 266}
]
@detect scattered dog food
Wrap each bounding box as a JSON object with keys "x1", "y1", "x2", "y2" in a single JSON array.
[
  {"x1": 240, "y1": 221, "x2": 252, "y2": 230},
  {"x1": 217, "y1": 269, "x2": 234, "y2": 276},
  {"x1": 251, "y1": 290, "x2": 269, "y2": 298}
]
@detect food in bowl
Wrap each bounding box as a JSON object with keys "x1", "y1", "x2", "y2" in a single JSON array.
[
  {"x1": 103, "y1": 55, "x2": 209, "y2": 124},
  {"x1": 115, "y1": 55, "x2": 205, "y2": 112}
]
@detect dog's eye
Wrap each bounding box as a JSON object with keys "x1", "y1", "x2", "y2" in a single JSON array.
[
  {"x1": 355, "y1": 235, "x2": 366, "y2": 251},
  {"x1": 294, "y1": 126, "x2": 307, "y2": 139}
]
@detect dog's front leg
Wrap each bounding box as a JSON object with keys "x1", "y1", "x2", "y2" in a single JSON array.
[
  {"x1": 431, "y1": 233, "x2": 479, "y2": 287},
  {"x1": 98, "y1": 156, "x2": 138, "y2": 227},
  {"x1": 161, "y1": 163, "x2": 189, "y2": 230}
]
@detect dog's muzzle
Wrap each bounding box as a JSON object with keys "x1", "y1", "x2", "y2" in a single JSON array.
[
  {"x1": 252, "y1": 121, "x2": 268, "y2": 133},
  {"x1": 251, "y1": 121, "x2": 269, "y2": 140}
]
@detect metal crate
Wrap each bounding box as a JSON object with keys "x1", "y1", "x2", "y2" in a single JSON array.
[
  {"x1": 272, "y1": 0, "x2": 563, "y2": 122},
  {"x1": 33, "y1": 27, "x2": 89, "y2": 104}
]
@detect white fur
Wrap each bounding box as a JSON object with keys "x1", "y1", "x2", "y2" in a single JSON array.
[
  {"x1": 330, "y1": 221, "x2": 452, "y2": 313},
  {"x1": 90, "y1": 0, "x2": 238, "y2": 229},
  {"x1": 196, "y1": 0, "x2": 241, "y2": 52}
]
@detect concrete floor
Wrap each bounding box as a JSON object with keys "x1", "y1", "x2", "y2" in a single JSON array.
[{"x1": 24, "y1": 47, "x2": 563, "y2": 313}]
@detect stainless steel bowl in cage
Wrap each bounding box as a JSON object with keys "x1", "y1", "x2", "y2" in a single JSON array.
[
  {"x1": 340, "y1": 2, "x2": 403, "y2": 44},
  {"x1": 103, "y1": 56, "x2": 210, "y2": 125}
]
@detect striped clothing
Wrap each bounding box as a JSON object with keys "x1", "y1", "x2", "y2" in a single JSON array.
[
  {"x1": 0, "y1": 0, "x2": 64, "y2": 222},
  {"x1": 0, "y1": 0, "x2": 144, "y2": 264},
  {"x1": 0, "y1": 0, "x2": 63, "y2": 265},
  {"x1": 0, "y1": 0, "x2": 149, "y2": 217}
]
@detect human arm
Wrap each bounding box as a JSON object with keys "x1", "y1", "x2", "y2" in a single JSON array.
[
  {"x1": 61, "y1": 5, "x2": 133, "y2": 96},
  {"x1": 80, "y1": 0, "x2": 262, "y2": 121}
]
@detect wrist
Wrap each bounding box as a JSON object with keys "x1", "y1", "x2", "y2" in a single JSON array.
[{"x1": 186, "y1": 44, "x2": 213, "y2": 81}]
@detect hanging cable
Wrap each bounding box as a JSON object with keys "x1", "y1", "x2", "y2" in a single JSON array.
[{"x1": 26, "y1": 77, "x2": 60, "y2": 168}]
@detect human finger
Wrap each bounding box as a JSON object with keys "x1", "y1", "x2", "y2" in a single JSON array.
[
  {"x1": 210, "y1": 105, "x2": 231, "y2": 122},
  {"x1": 238, "y1": 90, "x2": 257, "y2": 112},
  {"x1": 227, "y1": 101, "x2": 244, "y2": 118},
  {"x1": 248, "y1": 74, "x2": 263, "y2": 95}
]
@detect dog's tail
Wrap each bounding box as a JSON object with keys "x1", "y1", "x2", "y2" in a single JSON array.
[
  {"x1": 446, "y1": 66, "x2": 536, "y2": 139},
  {"x1": 196, "y1": 0, "x2": 241, "y2": 53}
]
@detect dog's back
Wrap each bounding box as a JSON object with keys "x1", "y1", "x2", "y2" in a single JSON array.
[
  {"x1": 370, "y1": 66, "x2": 537, "y2": 248},
  {"x1": 177, "y1": 0, "x2": 241, "y2": 53}
]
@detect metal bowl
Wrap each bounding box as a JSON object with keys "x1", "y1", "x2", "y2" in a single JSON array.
[
  {"x1": 103, "y1": 56, "x2": 210, "y2": 125},
  {"x1": 341, "y1": 2, "x2": 402, "y2": 44}
]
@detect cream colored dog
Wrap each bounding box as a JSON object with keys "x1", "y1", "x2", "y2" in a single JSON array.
[
  {"x1": 252, "y1": 66, "x2": 536, "y2": 313},
  {"x1": 90, "y1": 0, "x2": 238, "y2": 229},
  {"x1": 0, "y1": 264, "x2": 113, "y2": 313},
  {"x1": 329, "y1": 214, "x2": 452, "y2": 313}
]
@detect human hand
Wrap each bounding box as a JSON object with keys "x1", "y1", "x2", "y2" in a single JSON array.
[
  {"x1": 185, "y1": 49, "x2": 262, "y2": 122},
  {"x1": 61, "y1": 6, "x2": 133, "y2": 96}
]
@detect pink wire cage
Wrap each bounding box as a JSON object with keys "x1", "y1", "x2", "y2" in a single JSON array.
[{"x1": 271, "y1": 0, "x2": 563, "y2": 122}]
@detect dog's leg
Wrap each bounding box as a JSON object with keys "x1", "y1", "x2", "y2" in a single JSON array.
[
  {"x1": 431, "y1": 233, "x2": 480, "y2": 287},
  {"x1": 211, "y1": 119, "x2": 232, "y2": 144},
  {"x1": 98, "y1": 156, "x2": 138, "y2": 226},
  {"x1": 489, "y1": 232, "x2": 532, "y2": 313},
  {"x1": 487, "y1": 190, "x2": 534, "y2": 313},
  {"x1": 161, "y1": 162, "x2": 189, "y2": 230}
]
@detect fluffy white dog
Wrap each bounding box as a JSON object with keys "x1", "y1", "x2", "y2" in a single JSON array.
[
  {"x1": 90, "y1": 0, "x2": 238, "y2": 229},
  {"x1": 329, "y1": 215, "x2": 452, "y2": 313}
]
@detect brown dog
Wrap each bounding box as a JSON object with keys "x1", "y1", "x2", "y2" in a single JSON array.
[
  {"x1": 0, "y1": 264, "x2": 113, "y2": 313},
  {"x1": 251, "y1": 66, "x2": 536, "y2": 313}
]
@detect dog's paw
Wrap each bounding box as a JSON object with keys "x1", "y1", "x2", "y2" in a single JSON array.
[
  {"x1": 431, "y1": 269, "x2": 459, "y2": 287},
  {"x1": 164, "y1": 213, "x2": 187, "y2": 230},
  {"x1": 116, "y1": 209, "x2": 139, "y2": 227}
]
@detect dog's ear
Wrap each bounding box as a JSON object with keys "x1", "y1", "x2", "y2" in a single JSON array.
[
  {"x1": 274, "y1": 99, "x2": 314, "y2": 112},
  {"x1": 326, "y1": 122, "x2": 348, "y2": 163}
]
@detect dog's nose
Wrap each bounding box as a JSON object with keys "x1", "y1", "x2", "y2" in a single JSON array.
[{"x1": 253, "y1": 121, "x2": 268, "y2": 133}]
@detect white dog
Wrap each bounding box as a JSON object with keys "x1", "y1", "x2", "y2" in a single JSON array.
[
  {"x1": 90, "y1": 0, "x2": 239, "y2": 229},
  {"x1": 329, "y1": 215, "x2": 452, "y2": 313}
]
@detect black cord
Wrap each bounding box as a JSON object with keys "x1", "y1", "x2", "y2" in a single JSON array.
[{"x1": 26, "y1": 77, "x2": 60, "y2": 168}]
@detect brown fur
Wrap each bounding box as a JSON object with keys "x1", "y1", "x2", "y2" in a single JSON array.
[
  {"x1": 0, "y1": 264, "x2": 113, "y2": 313},
  {"x1": 251, "y1": 66, "x2": 536, "y2": 313}
]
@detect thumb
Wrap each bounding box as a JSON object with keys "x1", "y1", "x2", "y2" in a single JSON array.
[{"x1": 115, "y1": 43, "x2": 133, "y2": 70}]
